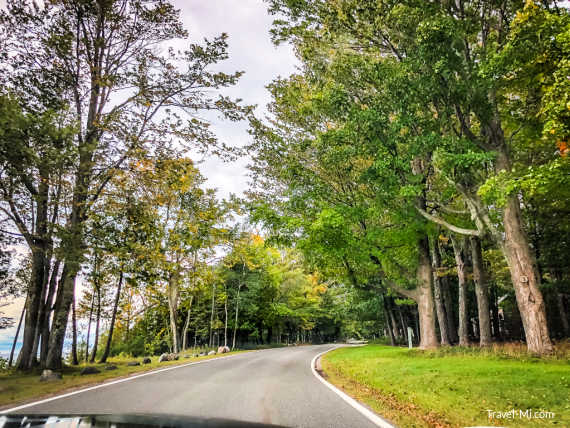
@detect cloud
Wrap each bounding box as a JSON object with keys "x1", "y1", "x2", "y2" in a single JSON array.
[{"x1": 172, "y1": 0, "x2": 299, "y2": 199}]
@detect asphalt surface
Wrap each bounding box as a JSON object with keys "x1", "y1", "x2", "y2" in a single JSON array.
[{"x1": 10, "y1": 345, "x2": 380, "y2": 428}]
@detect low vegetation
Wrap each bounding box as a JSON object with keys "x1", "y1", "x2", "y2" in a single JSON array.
[{"x1": 322, "y1": 344, "x2": 570, "y2": 428}]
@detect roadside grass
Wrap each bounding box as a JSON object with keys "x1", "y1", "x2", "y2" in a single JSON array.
[
  {"x1": 0, "y1": 351, "x2": 250, "y2": 408},
  {"x1": 321, "y1": 343, "x2": 570, "y2": 428}
]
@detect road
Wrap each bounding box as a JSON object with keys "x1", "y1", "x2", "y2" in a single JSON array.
[{"x1": 9, "y1": 345, "x2": 383, "y2": 428}]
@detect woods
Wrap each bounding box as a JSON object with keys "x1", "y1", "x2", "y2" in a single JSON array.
[{"x1": 0, "y1": 0, "x2": 568, "y2": 374}]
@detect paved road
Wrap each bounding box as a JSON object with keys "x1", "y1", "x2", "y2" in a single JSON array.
[{"x1": 10, "y1": 345, "x2": 380, "y2": 428}]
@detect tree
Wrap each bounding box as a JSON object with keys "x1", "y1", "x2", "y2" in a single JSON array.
[
  {"x1": 264, "y1": 0, "x2": 567, "y2": 354},
  {"x1": 1, "y1": 0, "x2": 250, "y2": 369}
]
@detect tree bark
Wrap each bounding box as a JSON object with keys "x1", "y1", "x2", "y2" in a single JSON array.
[
  {"x1": 381, "y1": 293, "x2": 396, "y2": 346},
  {"x1": 71, "y1": 288, "x2": 79, "y2": 365},
  {"x1": 181, "y1": 295, "x2": 194, "y2": 351},
  {"x1": 387, "y1": 298, "x2": 401, "y2": 340},
  {"x1": 232, "y1": 283, "x2": 242, "y2": 350},
  {"x1": 99, "y1": 270, "x2": 123, "y2": 363},
  {"x1": 470, "y1": 236, "x2": 492, "y2": 346},
  {"x1": 167, "y1": 270, "x2": 181, "y2": 354},
  {"x1": 209, "y1": 282, "x2": 215, "y2": 348},
  {"x1": 490, "y1": 285, "x2": 501, "y2": 340},
  {"x1": 17, "y1": 249, "x2": 47, "y2": 370},
  {"x1": 90, "y1": 283, "x2": 101, "y2": 363},
  {"x1": 40, "y1": 260, "x2": 60, "y2": 367},
  {"x1": 416, "y1": 236, "x2": 439, "y2": 349},
  {"x1": 224, "y1": 293, "x2": 228, "y2": 347},
  {"x1": 556, "y1": 293, "x2": 569, "y2": 337},
  {"x1": 494, "y1": 150, "x2": 553, "y2": 354},
  {"x1": 438, "y1": 241, "x2": 458, "y2": 343},
  {"x1": 430, "y1": 237, "x2": 450, "y2": 345},
  {"x1": 85, "y1": 289, "x2": 94, "y2": 362},
  {"x1": 451, "y1": 235, "x2": 470, "y2": 346}
]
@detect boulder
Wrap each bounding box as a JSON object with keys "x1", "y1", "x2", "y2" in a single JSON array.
[
  {"x1": 207, "y1": 350, "x2": 216, "y2": 356},
  {"x1": 158, "y1": 353, "x2": 169, "y2": 362},
  {"x1": 127, "y1": 361, "x2": 140, "y2": 366},
  {"x1": 217, "y1": 346, "x2": 230, "y2": 354},
  {"x1": 39, "y1": 369, "x2": 62, "y2": 382},
  {"x1": 169, "y1": 353, "x2": 179, "y2": 361},
  {"x1": 199, "y1": 352, "x2": 206, "y2": 357},
  {"x1": 142, "y1": 357, "x2": 151, "y2": 364},
  {"x1": 80, "y1": 366, "x2": 101, "y2": 375},
  {"x1": 104, "y1": 365, "x2": 118, "y2": 371}
]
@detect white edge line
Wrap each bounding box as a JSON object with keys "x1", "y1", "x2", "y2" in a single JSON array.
[
  {"x1": 1, "y1": 350, "x2": 266, "y2": 414},
  {"x1": 310, "y1": 347, "x2": 396, "y2": 428}
]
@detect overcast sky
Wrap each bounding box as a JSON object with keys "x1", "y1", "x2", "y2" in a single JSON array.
[{"x1": 0, "y1": 0, "x2": 299, "y2": 357}]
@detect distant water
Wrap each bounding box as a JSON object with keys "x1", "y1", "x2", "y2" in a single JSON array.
[{"x1": 0, "y1": 339, "x2": 21, "y2": 359}]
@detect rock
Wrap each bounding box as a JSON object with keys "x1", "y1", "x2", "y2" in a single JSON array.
[
  {"x1": 158, "y1": 353, "x2": 179, "y2": 362},
  {"x1": 127, "y1": 361, "x2": 140, "y2": 366},
  {"x1": 40, "y1": 369, "x2": 62, "y2": 382},
  {"x1": 199, "y1": 352, "x2": 206, "y2": 357},
  {"x1": 142, "y1": 357, "x2": 151, "y2": 364},
  {"x1": 80, "y1": 366, "x2": 101, "y2": 375},
  {"x1": 207, "y1": 350, "x2": 216, "y2": 356},
  {"x1": 217, "y1": 346, "x2": 230, "y2": 354},
  {"x1": 104, "y1": 365, "x2": 118, "y2": 371},
  {"x1": 183, "y1": 354, "x2": 191, "y2": 359}
]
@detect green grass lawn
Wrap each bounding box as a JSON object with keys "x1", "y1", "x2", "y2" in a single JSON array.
[
  {"x1": 321, "y1": 345, "x2": 570, "y2": 428},
  {"x1": 0, "y1": 351, "x2": 249, "y2": 408}
]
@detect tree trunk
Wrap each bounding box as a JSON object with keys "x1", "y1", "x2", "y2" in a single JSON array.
[
  {"x1": 30, "y1": 254, "x2": 51, "y2": 367},
  {"x1": 430, "y1": 237, "x2": 450, "y2": 345},
  {"x1": 224, "y1": 294, "x2": 228, "y2": 347},
  {"x1": 490, "y1": 285, "x2": 501, "y2": 340},
  {"x1": 438, "y1": 241, "x2": 458, "y2": 343},
  {"x1": 232, "y1": 283, "x2": 242, "y2": 350},
  {"x1": 209, "y1": 282, "x2": 215, "y2": 348},
  {"x1": 40, "y1": 259, "x2": 60, "y2": 367},
  {"x1": 556, "y1": 293, "x2": 569, "y2": 337},
  {"x1": 382, "y1": 294, "x2": 396, "y2": 346},
  {"x1": 17, "y1": 249, "x2": 46, "y2": 370},
  {"x1": 495, "y1": 151, "x2": 553, "y2": 354},
  {"x1": 397, "y1": 305, "x2": 409, "y2": 343},
  {"x1": 387, "y1": 298, "x2": 401, "y2": 340},
  {"x1": 167, "y1": 271, "x2": 181, "y2": 354},
  {"x1": 46, "y1": 260, "x2": 81, "y2": 369},
  {"x1": 416, "y1": 236, "x2": 439, "y2": 349},
  {"x1": 451, "y1": 235, "x2": 470, "y2": 346},
  {"x1": 100, "y1": 270, "x2": 123, "y2": 363},
  {"x1": 90, "y1": 284, "x2": 101, "y2": 363},
  {"x1": 470, "y1": 236, "x2": 492, "y2": 346},
  {"x1": 181, "y1": 295, "x2": 194, "y2": 351},
  {"x1": 71, "y1": 288, "x2": 79, "y2": 365},
  {"x1": 9, "y1": 299, "x2": 26, "y2": 367},
  {"x1": 85, "y1": 290, "x2": 95, "y2": 362}
]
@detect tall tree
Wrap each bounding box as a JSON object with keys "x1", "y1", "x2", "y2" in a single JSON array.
[{"x1": 1, "y1": 0, "x2": 250, "y2": 368}]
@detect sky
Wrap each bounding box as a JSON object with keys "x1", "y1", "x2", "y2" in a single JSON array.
[{"x1": 0, "y1": 0, "x2": 299, "y2": 358}]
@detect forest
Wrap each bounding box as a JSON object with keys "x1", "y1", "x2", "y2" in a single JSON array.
[{"x1": 0, "y1": 0, "x2": 568, "y2": 376}]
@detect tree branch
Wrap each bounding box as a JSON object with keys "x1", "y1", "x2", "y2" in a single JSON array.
[{"x1": 416, "y1": 207, "x2": 480, "y2": 236}]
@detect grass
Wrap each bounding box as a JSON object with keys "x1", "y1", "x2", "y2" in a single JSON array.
[
  {"x1": 0, "y1": 350, "x2": 250, "y2": 408},
  {"x1": 321, "y1": 343, "x2": 570, "y2": 428}
]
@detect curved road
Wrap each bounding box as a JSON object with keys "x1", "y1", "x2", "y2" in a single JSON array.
[{"x1": 8, "y1": 345, "x2": 381, "y2": 428}]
